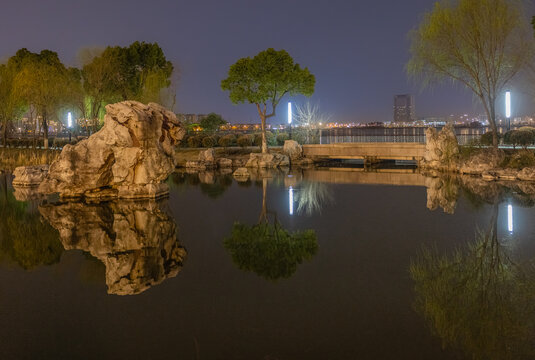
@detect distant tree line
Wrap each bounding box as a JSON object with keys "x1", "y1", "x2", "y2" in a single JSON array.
[{"x1": 0, "y1": 41, "x2": 175, "y2": 149}]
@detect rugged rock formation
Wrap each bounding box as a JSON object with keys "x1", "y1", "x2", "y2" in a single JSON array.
[
  {"x1": 422, "y1": 124, "x2": 459, "y2": 170},
  {"x1": 185, "y1": 148, "x2": 217, "y2": 170},
  {"x1": 38, "y1": 101, "x2": 185, "y2": 199},
  {"x1": 39, "y1": 200, "x2": 186, "y2": 295},
  {"x1": 283, "y1": 140, "x2": 303, "y2": 160},
  {"x1": 459, "y1": 148, "x2": 505, "y2": 175},
  {"x1": 245, "y1": 153, "x2": 290, "y2": 168},
  {"x1": 12, "y1": 165, "x2": 49, "y2": 187},
  {"x1": 233, "y1": 167, "x2": 250, "y2": 181}
]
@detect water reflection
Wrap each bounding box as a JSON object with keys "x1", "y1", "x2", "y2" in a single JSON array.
[
  {"x1": 411, "y1": 191, "x2": 535, "y2": 359},
  {"x1": 39, "y1": 200, "x2": 186, "y2": 295},
  {"x1": 0, "y1": 175, "x2": 63, "y2": 269},
  {"x1": 224, "y1": 177, "x2": 318, "y2": 281}
]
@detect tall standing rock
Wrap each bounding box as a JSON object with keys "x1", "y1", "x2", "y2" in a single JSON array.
[
  {"x1": 422, "y1": 124, "x2": 459, "y2": 171},
  {"x1": 38, "y1": 101, "x2": 186, "y2": 199}
]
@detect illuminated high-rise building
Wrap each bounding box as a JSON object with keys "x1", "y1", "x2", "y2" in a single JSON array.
[{"x1": 393, "y1": 94, "x2": 415, "y2": 122}]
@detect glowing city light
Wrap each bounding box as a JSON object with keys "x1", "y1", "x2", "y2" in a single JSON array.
[
  {"x1": 508, "y1": 204, "x2": 513, "y2": 233},
  {"x1": 289, "y1": 186, "x2": 294, "y2": 215},
  {"x1": 67, "y1": 112, "x2": 72, "y2": 128},
  {"x1": 288, "y1": 102, "x2": 292, "y2": 124},
  {"x1": 505, "y1": 91, "x2": 511, "y2": 118}
]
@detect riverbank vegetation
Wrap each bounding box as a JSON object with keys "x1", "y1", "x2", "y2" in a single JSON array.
[{"x1": 0, "y1": 42, "x2": 175, "y2": 149}]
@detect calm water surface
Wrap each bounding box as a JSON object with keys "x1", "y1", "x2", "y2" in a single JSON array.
[{"x1": 1, "y1": 169, "x2": 535, "y2": 359}]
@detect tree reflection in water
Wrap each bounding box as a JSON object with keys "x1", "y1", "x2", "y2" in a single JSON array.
[
  {"x1": 0, "y1": 174, "x2": 63, "y2": 269},
  {"x1": 412, "y1": 191, "x2": 535, "y2": 359},
  {"x1": 295, "y1": 181, "x2": 333, "y2": 216},
  {"x1": 224, "y1": 178, "x2": 318, "y2": 281}
]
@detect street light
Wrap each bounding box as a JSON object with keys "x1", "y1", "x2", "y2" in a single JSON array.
[
  {"x1": 289, "y1": 186, "x2": 294, "y2": 215},
  {"x1": 505, "y1": 91, "x2": 511, "y2": 131},
  {"x1": 288, "y1": 101, "x2": 292, "y2": 140},
  {"x1": 67, "y1": 112, "x2": 72, "y2": 128}
]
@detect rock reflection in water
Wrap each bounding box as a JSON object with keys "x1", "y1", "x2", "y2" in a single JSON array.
[
  {"x1": 39, "y1": 200, "x2": 186, "y2": 295},
  {"x1": 411, "y1": 194, "x2": 535, "y2": 359}
]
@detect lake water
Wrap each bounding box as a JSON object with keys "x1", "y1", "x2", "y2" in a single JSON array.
[{"x1": 1, "y1": 169, "x2": 535, "y2": 359}]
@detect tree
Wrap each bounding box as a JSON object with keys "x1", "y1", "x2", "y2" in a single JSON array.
[
  {"x1": 407, "y1": 0, "x2": 535, "y2": 147},
  {"x1": 200, "y1": 112, "x2": 226, "y2": 132},
  {"x1": 295, "y1": 101, "x2": 331, "y2": 144},
  {"x1": 221, "y1": 48, "x2": 315, "y2": 153},
  {"x1": 0, "y1": 63, "x2": 23, "y2": 146},
  {"x1": 12, "y1": 49, "x2": 71, "y2": 149},
  {"x1": 81, "y1": 41, "x2": 176, "y2": 122}
]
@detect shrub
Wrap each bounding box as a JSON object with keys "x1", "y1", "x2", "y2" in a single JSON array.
[
  {"x1": 504, "y1": 129, "x2": 535, "y2": 149},
  {"x1": 480, "y1": 131, "x2": 500, "y2": 146},
  {"x1": 219, "y1": 134, "x2": 236, "y2": 148},
  {"x1": 202, "y1": 136, "x2": 217, "y2": 148},
  {"x1": 276, "y1": 133, "x2": 289, "y2": 145},
  {"x1": 237, "y1": 135, "x2": 253, "y2": 148},
  {"x1": 252, "y1": 131, "x2": 275, "y2": 147},
  {"x1": 187, "y1": 135, "x2": 202, "y2": 148},
  {"x1": 505, "y1": 150, "x2": 535, "y2": 169}
]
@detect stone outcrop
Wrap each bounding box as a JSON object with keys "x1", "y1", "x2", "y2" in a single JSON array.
[
  {"x1": 422, "y1": 124, "x2": 459, "y2": 170},
  {"x1": 518, "y1": 167, "x2": 535, "y2": 181},
  {"x1": 245, "y1": 153, "x2": 290, "y2": 168},
  {"x1": 459, "y1": 148, "x2": 505, "y2": 175},
  {"x1": 38, "y1": 101, "x2": 185, "y2": 199},
  {"x1": 12, "y1": 165, "x2": 49, "y2": 187},
  {"x1": 39, "y1": 200, "x2": 186, "y2": 295},
  {"x1": 233, "y1": 167, "x2": 250, "y2": 181},
  {"x1": 217, "y1": 158, "x2": 233, "y2": 168},
  {"x1": 283, "y1": 140, "x2": 303, "y2": 160},
  {"x1": 185, "y1": 148, "x2": 216, "y2": 170}
]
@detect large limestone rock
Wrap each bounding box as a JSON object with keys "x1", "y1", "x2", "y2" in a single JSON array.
[
  {"x1": 39, "y1": 101, "x2": 185, "y2": 199},
  {"x1": 12, "y1": 165, "x2": 49, "y2": 187},
  {"x1": 39, "y1": 200, "x2": 186, "y2": 295},
  {"x1": 459, "y1": 148, "x2": 505, "y2": 175},
  {"x1": 245, "y1": 152, "x2": 290, "y2": 168},
  {"x1": 422, "y1": 124, "x2": 459, "y2": 170},
  {"x1": 283, "y1": 140, "x2": 303, "y2": 160}
]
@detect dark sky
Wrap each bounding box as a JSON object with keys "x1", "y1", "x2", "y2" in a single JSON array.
[{"x1": 0, "y1": 0, "x2": 533, "y2": 123}]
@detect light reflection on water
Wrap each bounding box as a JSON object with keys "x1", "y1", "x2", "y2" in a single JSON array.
[{"x1": 1, "y1": 169, "x2": 535, "y2": 359}]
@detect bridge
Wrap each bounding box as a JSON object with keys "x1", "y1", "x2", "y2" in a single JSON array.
[
  {"x1": 301, "y1": 168, "x2": 427, "y2": 187},
  {"x1": 302, "y1": 142, "x2": 426, "y2": 164}
]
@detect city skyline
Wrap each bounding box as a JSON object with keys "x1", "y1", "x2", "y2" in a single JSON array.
[{"x1": 1, "y1": 0, "x2": 534, "y2": 124}]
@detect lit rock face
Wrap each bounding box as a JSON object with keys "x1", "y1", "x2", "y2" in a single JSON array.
[
  {"x1": 38, "y1": 101, "x2": 186, "y2": 199},
  {"x1": 39, "y1": 200, "x2": 186, "y2": 295},
  {"x1": 283, "y1": 140, "x2": 303, "y2": 160},
  {"x1": 12, "y1": 165, "x2": 49, "y2": 187},
  {"x1": 422, "y1": 124, "x2": 459, "y2": 170},
  {"x1": 459, "y1": 148, "x2": 505, "y2": 175},
  {"x1": 245, "y1": 153, "x2": 290, "y2": 168}
]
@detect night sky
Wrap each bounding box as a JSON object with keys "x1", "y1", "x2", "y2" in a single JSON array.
[{"x1": 1, "y1": 0, "x2": 533, "y2": 123}]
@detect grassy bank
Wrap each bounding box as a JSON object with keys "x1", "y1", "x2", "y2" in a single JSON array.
[{"x1": 0, "y1": 148, "x2": 61, "y2": 170}]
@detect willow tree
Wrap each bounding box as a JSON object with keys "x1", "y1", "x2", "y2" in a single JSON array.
[
  {"x1": 221, "y1": 48, "x2": 315, "y2": 153},
  {"x1": 0, "y1": 63, "x2": 23, "y2": 146},
  {"x1": 407, "y1": 0, "x2": 535, "y2": 147},
  {"x1": 12, "y1": 50, "x2": 71, "y2": 149}
]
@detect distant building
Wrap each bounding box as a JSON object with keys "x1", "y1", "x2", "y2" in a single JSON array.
[
  {"x1": 393, "y1": 94, "x2": 415, "y2": 122},
  {"x1": 176, "y1": 114, "x2": 208, "y2": 125}
]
